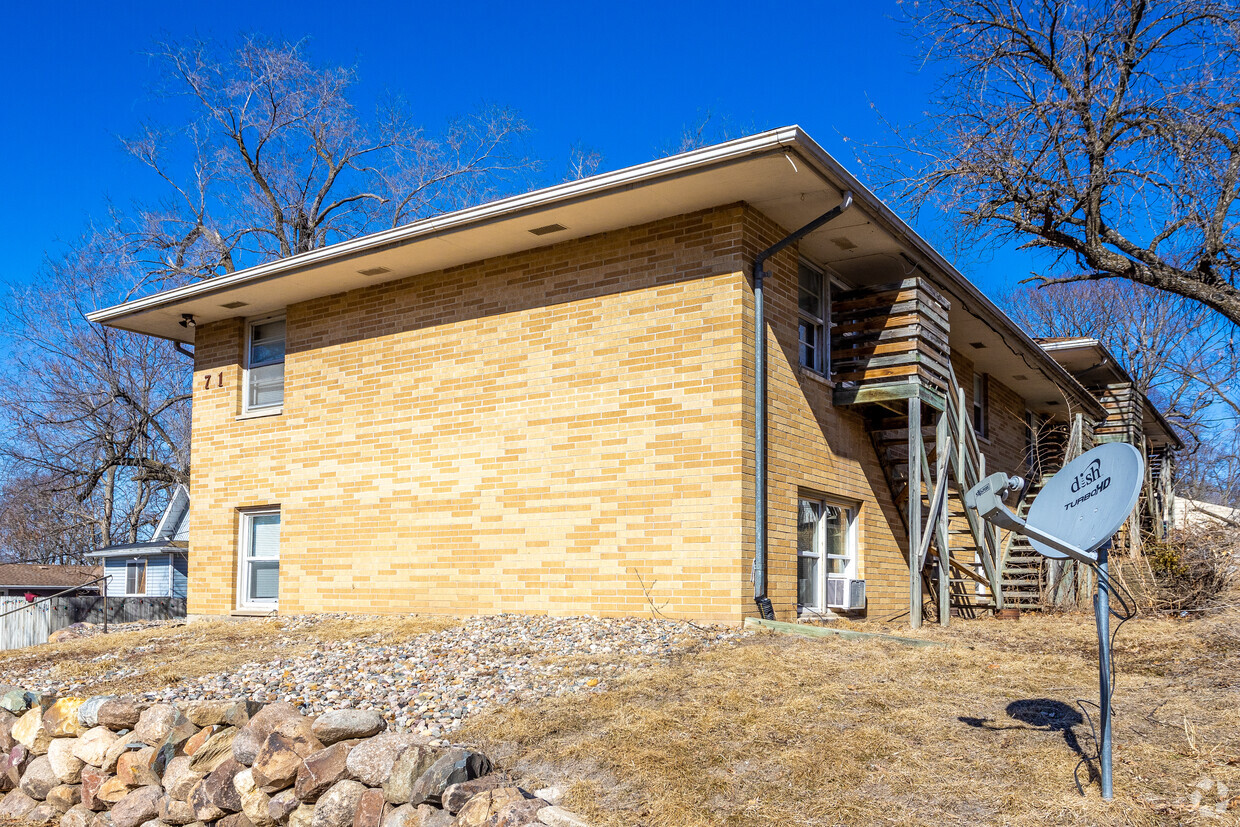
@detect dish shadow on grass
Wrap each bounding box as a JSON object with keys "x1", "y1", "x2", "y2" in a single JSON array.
[{"x1": 960, "y1": 698, "x2": 1098, "y2": 786}]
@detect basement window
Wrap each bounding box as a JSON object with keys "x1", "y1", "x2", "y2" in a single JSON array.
[
  {"x1": 238, "y1": 509, "x2": 281, "y2": 610},
  {"x1": 796, "y1": 495, "x2": 857, "y2": 615},
  {"x1": 245, "y1": 316, "x2": 286, "y2": 413},
  {"x1": 798, "y1": 262, "x2": 828, "y2": 375}
]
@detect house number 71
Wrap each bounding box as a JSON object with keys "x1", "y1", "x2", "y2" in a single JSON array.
[{"x1": 203, "y1": 372, "x2": 225, "y2": 389}]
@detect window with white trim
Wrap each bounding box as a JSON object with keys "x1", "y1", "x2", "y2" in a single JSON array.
[
  {"x1": 973, "y1": 373, "x2": 990, "y2": 438},
  {"x1": 125, "y1": 560, "x2": 147, "y2": 596},
  {"x1": 238, "y1": 509, "x2": 281, "y2": 610},
  {"x1": 798, "y1": 263, "x2": 828, "y2": 375},
  {"x1": 245, "y1": 317, "x2": 286, "y2": 413},
  {"x1": 796, "y1": 496, "x2": 857, "y2": 614}
]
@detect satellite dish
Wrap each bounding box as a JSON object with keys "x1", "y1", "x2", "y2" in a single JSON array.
[{"x1": 1026, "y1": 443, "x2": 1145, "y2": 560}]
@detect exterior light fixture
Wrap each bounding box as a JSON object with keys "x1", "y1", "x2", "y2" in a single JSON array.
[{"x1": 179, "y1": 314, "x2": 197, "y2": 329}]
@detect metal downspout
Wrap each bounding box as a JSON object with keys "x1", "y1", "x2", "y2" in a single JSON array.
[{"x1": 752, "y1": 192, "x2": 854, "y2": 616}]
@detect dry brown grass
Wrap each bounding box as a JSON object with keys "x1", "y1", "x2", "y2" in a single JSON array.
[
  {"x1": 0, "y1": 614, "x2": 457, "y2": 695},
  {"x1": 457, "y1": 607, "x2": 1240, "y2": 826}
]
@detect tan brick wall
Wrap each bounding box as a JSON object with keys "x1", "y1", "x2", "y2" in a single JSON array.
[{"x1": 190, "y1": 207, "x2": 751, "y2": 621}]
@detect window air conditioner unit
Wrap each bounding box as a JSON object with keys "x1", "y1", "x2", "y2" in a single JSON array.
[{"x1": 826, "y1": 578, "x2": 866, "y2": 611}]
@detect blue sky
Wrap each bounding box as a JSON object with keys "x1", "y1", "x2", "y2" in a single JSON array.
[{"x1": 0, "y1": 0, "x2": 1029, "y2": 299}]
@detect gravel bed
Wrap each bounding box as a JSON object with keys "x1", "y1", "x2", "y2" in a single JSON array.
[{"x1": 12, "y1": 614, "x2": 748, "y2": 745}]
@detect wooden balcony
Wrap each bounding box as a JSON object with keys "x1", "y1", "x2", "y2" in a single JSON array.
[{"x1": 831, "y1": 277, "x2": 952, "y2": 411}]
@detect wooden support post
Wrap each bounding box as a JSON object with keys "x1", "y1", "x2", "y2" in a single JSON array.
[
  {"x1": 936, "y1": 412, "x2": 950, "y2": 626},
  {"x1": 909, "y1": 397, "x2": 923, "y2": 629}
]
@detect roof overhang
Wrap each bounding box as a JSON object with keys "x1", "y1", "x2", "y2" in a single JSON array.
[{"x1": 88, "y1": 126, "x2": 1101, "y2": 417}]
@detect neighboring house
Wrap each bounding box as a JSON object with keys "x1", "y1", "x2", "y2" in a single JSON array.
[
  {"x1": 86, "y1": 485, "x2": 190, "y2": 600},
  {"x1": 0, "y1": 564, "x2": 102, "y2": 598},
  {"x1": 87, "y1": 127, "x2": 1179, "y2": 624}
]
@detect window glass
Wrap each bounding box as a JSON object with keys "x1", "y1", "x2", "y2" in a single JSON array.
[
  {"x1": 798, "y1": 263, "x2": 827, "y2": 374},
  {"x1": 797, "y1": 496, "x2": 857, "y2": 612},
  {"x1": 125, "y1": 560, "x2": 146, "y2": 594},
  {"x1": 246, "y1": 318, "x2": 286, "y2": 411},
  {"x1": 241, "y1": 511, "x2": 280, "y2": 607}
]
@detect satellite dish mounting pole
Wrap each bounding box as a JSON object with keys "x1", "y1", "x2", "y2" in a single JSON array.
[{"x1": 1095, "y1": 540, "x2": 1113, "y2": 800}]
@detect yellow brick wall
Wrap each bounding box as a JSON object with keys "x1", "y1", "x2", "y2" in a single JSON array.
[{"x1": 190, "y1": 207, "x2": 753, "y2": 621}]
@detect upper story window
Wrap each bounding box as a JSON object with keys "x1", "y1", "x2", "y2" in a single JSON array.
[
  {"x1": 246, "y1": 317, "x2": 286, "y2": 413},
  {"x1": 798, "y1": 263, "x2": 828, "y2": 375},
  {"x1": 973, "y1": 372, "x2": 990, "y2": 439}
]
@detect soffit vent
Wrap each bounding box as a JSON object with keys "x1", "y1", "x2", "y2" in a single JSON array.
[
  {"x1": 831, "y1": 236, "x2": 857, "y2": 251},
  {"x1": 1013, "y1": 374, "x2": 1029, "y2": 381},
  {"x1": 529, "y1": 223, "x2": 567, "y2": 236},
  {"x1": 358, "y1": 266, "x2": 392, "y2": 276},
  {"x1": 970, "y1": 342, "x2": 987, "y2": 349},
  {"x1": 220, "y1": 301, "x2": 249, "y2": 309}
]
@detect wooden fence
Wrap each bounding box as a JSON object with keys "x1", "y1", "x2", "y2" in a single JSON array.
[{"x1": 0, "y1": 596, "x2": 186, "y2": 650}]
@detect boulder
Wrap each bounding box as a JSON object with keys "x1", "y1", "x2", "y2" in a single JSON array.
[
  {"x1": 6, "y1": 744, "x2": 30, "y2": 788},
  {"x1": 234, "y1": 769, "x2": 275, "y2": 827},
  {"x1": 0, "y1": 708, "x2": 16, "y2": 752},
  {"x1": 288, "y1": 804, "x2": 315, "y2": 827},
  {"x1": 44, "y1": 699, "x2": 90, "y2": 737},
  {"x1": 252, "y1": 732, "x2": 319, "y2": 793},
  {"x1": 441, "y1": 776, "x2": 502, "y2": 815},
  {"x1": 49, "y1": 738, "x2": 85, "y2": 783},
  {"x1": 0, "y1": 788, "x2": 39, "y2": 820},
  {"x1": 95, "y1": 701, "x2": 142, "y2": 731},
  {"x1": 274, "y1": 719, "x2": 323, "y2": 756},
  {"x1": 381, "y1": 746, "x2": 440, "y2": 806},
  {"x1": 12, "y1": 706, "x2": 52, "y2": 754},
  {"x1": 188, "y1": 726, "x2": 238, "y2": 773},
  {"x1": 352, "y1": 788, "x2": 385, "y2": 827},
  {"x1": 46, "y1": 784, "x2": 82, "y2": 812},
  {"x1": 491, "y1": 799, "x2": 547, "y2": 827},
  {"x1": 410, "y1": 805, "x2": 453, "y2": 827},
  {"x1": 78, "y1": 767, "x2": 109, "y2": 811},
  {"x1": 406, "y1": 749, "x2": 491, "y2": 808},
  {"x1": 87, "y1": 810, "x2": 114, "y2": 827},
  {"x1": 182, "y1": 726, "x2": 217, "y2": 757},
  {"x1": 101, "y1": 737, "x2": 143, "y2": 774},
  {"x1": 246, "y1": 704, "x2": 306, "y2": 741},
  {"x1": 532, "y1": 787, "x2": 563, "y2": 807},
  {"x1": 267, "y1": 789, "x2": 300, "y2": 824},
  {"x1": 95, "y1": 777, "x2": 138, "y2": 806},
  {"x1": 162, "y1": 756, "x2": 204, "y2": 802},
  {"x1": 232, "y1": 729, "x2": 264, "y2": 767},
  {"x1": 454, "y1": 788, "x2": 527, "y2": 827},
  {"x1": 61, "y1": 803, "x2": 94, "y2": 827},
  {"x1": 535, "y1": 807, "x2": 589, "y2": 827},
  {"x1": 158, "y1": 795, "x2": 197, "y2": 826},
  {"x1": 116, "y1": 749, "x2": 160, "y2": 787},
  {"x1": 310, "y1": 712, "x2": 385, "y2": 747},
  {"x1": 73, "y1": 727, "x2": 120, "y2": 768},
  {"x1": 379, "y1": 804, "x2": 415, "y2": 827},
  {"x1": 21, "y1": 754, "x2": 61, "y2": 800},
  {"x1": 184, "y1": 701, "x2": 259, "y2": 729},
  {"x1": 30, "y1": 801, "x2": 64, "y2": 823},
  {"x1": 0, "y1": 690, "x2": 37, "y2": 714},
  {"x1": 133, "y1": 705, "x2": 197, "y2": 748},
  {"x1": 201, "y1": 758, "x2": 245, "y2": 813},
  {"x1": 343, "y1": 734, "x2": 420, "y2": 788},
  {"x1": 110, "y1": 786, "x2": 163, "y2": 827},
  {"x1": 218, "y1": 813, "x2": 256, "y2": 827},
  {"x1": 187, "y1": 779, "x2": 225, "y2": 823},
  {"x1": 295, "y1": 744, "x2": 352, "y2": 803},
  {"x1": 310, "y1": 780, "x2": 366, "y2": 827},
  {"x1": 76, "y1": 698, "x2": 115, "y2": 730}
]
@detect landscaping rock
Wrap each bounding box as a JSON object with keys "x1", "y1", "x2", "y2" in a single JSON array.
[
  {"x1": 13, "y1": 706, "x2": 52, "y2": 754},
  {"x1": 288, "y1": 804, "x2": 315, "y2": 827},
  {"x1": 158, "y1": 795, "x2": 197, "y2": 826},
  {"x1": 232, "y1": 729, "x2": 263, "y2": 767},
  {"x1": 101, "y1": 738, "x2": 142, "y2": 774},
  {"x1": 532, "y1": 787, "x2": 563, "y2": 807},
  {"x1": 134, "y1": 705, "x2": 196, "y2": 748},
  {"x1": 379, "y1": 803, "x2": 415, "y2": 827},
  {"x1": 87, "y1": 809, "x2": 114, "y2": 827},
  {"x1": 410, "y1": 805, "x2": 453, "y2": 827},
  {"x1": 492, "y1": 798, "x2": 548, "y2": 827},
  {"x1": 95, "y1": 701, "x2": 142, "y2": 731},
  {"x1": 252, "y1": 730, "x2": 322, "y2": 793},
  {"x1": 95, "y1": 777, "x2": 138, "y2": 806},
  {"x1": 162, "y1": 756, "x2": 203, "y2": 802},
  {"x1": 47, "y1": 784, "x2": 82, "y2": 813},
  {"x1": 62, "y1": 803, "x2": 95, "y2": 827},
  {"x1": 200, "y1": 758, "x2": 245, "y2": 813},
  {"x1": 536, "y1": 807, "x2": 590, "y2": 827},
  {"x1": 441, "y1": 776, "x2": 502, "y2": 815},
  {"x1": 44, "y1": 698, "x2": 90, "y2": 737},
  {"x1": 454, "y1": 787, "x2": 527, "y2": 827},
  {"x1": 234, "y1": 768, "x2": 275, "y2": 827},
  {"x1": 310, "y1": 780, "x2": 366, "y2": 827},
  {"x1": 188, "y1": 726, "x2": 238, "y2": 773},
  {"x1": 109, "y1": 785, "x2": 163, "y2": 827},
  {"x1": 182, "y1": 726, "x2": 217, "y2": 757},
  {"x1": 311, "y1": 711, "x2": 385, "y2": 747},
  {"x1": 352, "y1": 787, "x2": 385, "y2": 827},
  {"x1": 246, "y1": 704, "x2": 305, "y2": 740},
  {"x1": 0, "y1": 789, "x2": 39, "y2": 820},
  {"x1": 116, "y1": 749, "x2": 161, "y2": 788},
  {"x1": 78, "y1": 767, "x2": 109, "y2": 811},
  {"x1": 406, "y1": 749, "x2": 491, "y2": 808},
  {"x1": 30, "y1": 800, "x2": 63, "y2": 823},
  {"x1": 49, "y1": 738, "x2": 85, "y2": 783},
  {"x1": 344, "y1": 733, "x2": 419, "y2": 788},
  {"x1": 295, "y1": 743, "x2": 352, "y2": 803},
  {"x1": 184, "y1": 701, "x2": 258, "y2": 729},
  {"x1": 73, "y1": 727, "x2": 120, "y2": 767},
  {"x1": 381, "y1": 746, "x2": 439, "y2": 805},
  {"x1": 1, "y1": 689, "x2": 37, "y2": 714},
  {"x1": 22, "y1": 754, "x2": 61, "y2": 800},
  {"x1": 187, "y1": 779, "x2": 225, "y2": 823},
  {"x1": 0, "y1": 709, "x2": 16, "y2": 751},
  {"x1": 6, "y1": 744, "x2": 31, "y2": 787},
  {"x1": 76, "y1": 697, "x2": 115, "y2": 730},
  {"x1": 267, "y1": 789, "x2": 300, "y2": 823}
]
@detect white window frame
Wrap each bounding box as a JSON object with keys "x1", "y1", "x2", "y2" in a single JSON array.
[
  {"x1": 797, "y1": 262, "x2": 829, "y2": 376},
  {"x1": 973, "y1": 372, "x2": 990, "y2": 439},
  {"x1": 237, "y1": 508, "x2": 281, "y2": 611},
  {"x1": 243, "y1": 314, "x2": 286, "y2": 415},
  {"x1": 124, "y1": 559, "x2": 147, "y2": 596},
  {"x1": 796, "y1": 495, "x2": 859, "y2": 615}
]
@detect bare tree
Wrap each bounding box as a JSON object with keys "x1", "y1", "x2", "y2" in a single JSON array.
[{"x1": 894, "y1": 1, "x2": 1240, "y2": 325}]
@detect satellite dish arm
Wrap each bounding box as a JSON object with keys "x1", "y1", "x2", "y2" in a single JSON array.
[{"x1": 964, "y1": 472, "x2": 1098, "y2": 564}]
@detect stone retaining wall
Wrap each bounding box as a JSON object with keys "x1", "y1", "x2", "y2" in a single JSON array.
[{"x1": 0, "y1": 691, "x2": 585, "y2": 827}]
